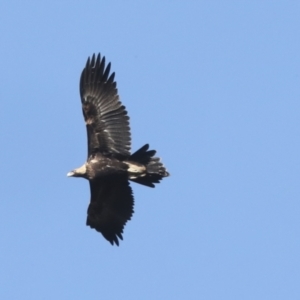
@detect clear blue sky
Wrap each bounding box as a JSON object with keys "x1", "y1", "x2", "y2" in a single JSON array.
[{"x1": 0, "y1": 2, "x2": 299, "y2": 299}]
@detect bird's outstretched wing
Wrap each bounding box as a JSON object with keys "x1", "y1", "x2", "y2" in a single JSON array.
[
  {"x1": 80, "y1": 53, "x2": 131, "y2": 158},
  {"x1": 86, "y1": 177, "x2": 134, "y2": 246}
]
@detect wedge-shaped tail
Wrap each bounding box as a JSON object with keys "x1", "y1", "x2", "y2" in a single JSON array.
[{"x1": 129, "y1": 144, "x2": 169, "y2": 188}]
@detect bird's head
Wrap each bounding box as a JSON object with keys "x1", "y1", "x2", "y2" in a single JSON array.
[{"x1": 67, "y1": 164, "x2": 87, "y2": 178}]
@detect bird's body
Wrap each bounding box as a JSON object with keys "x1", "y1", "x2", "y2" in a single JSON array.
[
  {"x1": 68, "y1": 53, "x2": 169, "y2": 245},
  {"x1": 71, "y1": 155, "x2": 147, "y2": 181},
  {"x1": 86, "y1": 155, "x2": 129, "y2": 180}
]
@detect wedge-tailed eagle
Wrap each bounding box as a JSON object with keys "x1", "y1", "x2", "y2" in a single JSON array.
[{"x1": 67, "y1": 54, "x2": 169, "y2": 245}]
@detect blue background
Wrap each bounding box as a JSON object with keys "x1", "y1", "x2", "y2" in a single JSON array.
[{"x1": 1, "y1": 2, "x2": 299, "y2": 299}]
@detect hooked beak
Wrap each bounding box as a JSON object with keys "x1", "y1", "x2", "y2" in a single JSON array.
[{"x1": 67, "y1": 171, "x2": 75, "y2": 177}]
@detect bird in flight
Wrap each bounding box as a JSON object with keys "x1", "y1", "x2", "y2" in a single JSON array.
[{"x1": 67, "y1": 53, "x2": 169, "y2": 246}]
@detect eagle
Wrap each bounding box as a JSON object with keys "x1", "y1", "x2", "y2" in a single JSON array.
[{"x1": 67, "y1": 54, "x2": 169, "y2": 246}]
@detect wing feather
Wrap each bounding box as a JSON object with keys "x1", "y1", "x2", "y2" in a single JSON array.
[
  {"x1": 86, "y1": 177, "x2": 134, "y2": 246},
  {"x1": 80, "y1": 53, "x2": 131, "y2": 157}
]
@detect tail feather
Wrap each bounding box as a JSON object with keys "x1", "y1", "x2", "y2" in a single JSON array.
[
  {"x1": 130, "y1": 144, "x2": 155, "y2": 164},
  {"x1": 130, "y1": 144, "x2": 169, "y2": 188}
]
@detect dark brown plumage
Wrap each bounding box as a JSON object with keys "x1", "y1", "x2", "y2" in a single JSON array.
[{"x1": 67, "y1": 53, "x2": 169, "y2": 246}]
